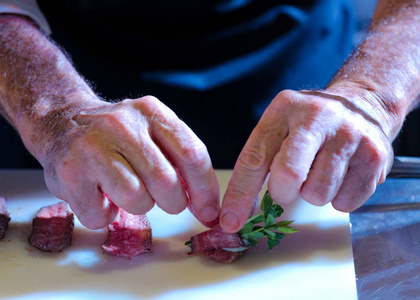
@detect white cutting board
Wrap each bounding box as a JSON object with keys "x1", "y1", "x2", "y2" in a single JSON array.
[{"x1": 0, "y1": 170, "x2": 356, "y2": 300}]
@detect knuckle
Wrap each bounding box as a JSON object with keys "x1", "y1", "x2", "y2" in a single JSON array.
[
  {"x1": 152, "y1": 167, "x2": 179, "y2": 190},
  {"x1": 238, "y1": 147, "x2": 267, "y2": 173},
  {"x1": 119, "y1": 185, "x2": 141, "y2": 204},
  {"x1": 228, "y1": 181, "x2": 249, "y2": 199},
  {"x1": 271, "y1": 90, "x2": 297, "y2": 112},
  {"x1": 225, "y1": 181, "x2": 253, "y2": 207},
  {"x1": 337, "y1": 125, "x2": 361, "y2": 146},
  {"x1": 180, "y1": 141, "x2": 209, "y2": 168},
  {"x1": 140, "y1": 95, "x2": 160, "y2": 104},
  {"x1": 306, "y1": 100, "x2": 327, "y2": 114},
  {"x1": 301, "y1": 185, "x2": 331, "y2": 206},
  {"x1": 119, "y1": 186, "x2": 149, "y2": 211},
  {"x1": 134, "y1": 95, "x2": 180, "y2": 125},
  {"x1": 273, "y1": 161, "x2": 306, "y2": 187},
  {"x1": 275, "y1": 89, "x2": 298, "y2": 103},
  {"x1": 112, "y1": 179, "x2": 156, "y2": 215},
  {"x1": 148, "y1": 167, "x2": 188, "y2": 214},
  {"x1": 135, "y1": 95, "x2": 163, "y2": 114},
  {"x1": 362, "y1": 140, "x2": 389, "y2": 168}
]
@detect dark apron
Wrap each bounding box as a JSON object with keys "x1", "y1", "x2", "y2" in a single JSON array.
[{"x1": 0, "y1": 0, "x2": 356, "y2": 168}]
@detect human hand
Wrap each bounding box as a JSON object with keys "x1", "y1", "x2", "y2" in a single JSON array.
[
  {"x1": 42, "y1": 96, "x2": 220, "y2": 229},
  {"x1": 220, "y1": 89, "x2": 394, "y2": 232}
]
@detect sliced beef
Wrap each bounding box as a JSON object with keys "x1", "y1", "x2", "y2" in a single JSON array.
[
  {"x1": 205, "y1": 249, "x2": 245, "y2": 263},
  {"x1": 187, "y1": 224, "x2": 248, "y2": 263},
  {"x1": 102, "y1": 208, "x2": 152, "y2": 259},
  {"x1": 28, "y1": 202, "x2": 74, "y2": 252},
  {"x1": 0, "y1": 197, "x2": 11, "y2": 239}
]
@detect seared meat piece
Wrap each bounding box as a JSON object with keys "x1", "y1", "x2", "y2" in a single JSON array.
[
  {"x1": 205, "y1": 249, "x2": 245, "y2": 263},
  {"x1": 28, "y1": 202, "x2": 74, "y2": 252},
  {"x1": 187, "y1": 224, "x2": 248, "y2": 263},
  {"x1": 102, "y1": 208, "x2": 152, "y2": 259},
  {"x1": 0, "y1": 197, "x2": 11, "y2": 239}
]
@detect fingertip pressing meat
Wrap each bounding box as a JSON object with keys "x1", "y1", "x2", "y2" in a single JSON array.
[
  {"x1": 186, "y1": 191, "x2": 298, "y2": 263},
  {"x1": 102, "y1": 208, "x2": 152, "y2": 259},
  {"x1": 186, "y1": 224, "x2": 248, "y2": 263},
  {"x1": 0, "y1": 197, "x2": 11, "y2": 240},
  {"x1": 28, "y1": 201, "x2": 74, "y2": 252}
]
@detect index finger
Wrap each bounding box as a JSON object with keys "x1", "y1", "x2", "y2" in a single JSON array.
[
  {"x1": 145, "y1": 98, "x2": 221, "y2": 227},
  {"x1": 220, "y1": 98, "x2": 289, "y2": 233}
]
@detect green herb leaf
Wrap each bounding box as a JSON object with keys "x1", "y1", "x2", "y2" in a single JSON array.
[
  {"x1": 247, "y1": 214, "x2": 265, "y2": 225},
  {"x1": 275, "y1": 232, "x2": 286, "y2": 240},
  {"x1": 242, "y1": 231, "x2": 265, "y2": 240},
  {"x1": 247, "y1": 238, "x2": 258, "y2": 247},
  {"x1": 275, "y1": 226, "x2": 299, "y2": 234},
  {"x1": 239, "y1": 221, "x2": 254, "y2": 235},
  {"x1": 274, "y1": 220, "x2": 295, "y2": 227},
  {"x1": 239, "y1": 190, "x2": 298, "y2": 250},
  {"x1": 185, "y1": 240, "x2": 191, "y2": 247},
  {"x1": 264, "y1": 213, "x2": 275, "y2": 228},
  {"x1": 263, "y1": 228, "x2": 276, "y2": 237},
  {"x1": 272, "y1": 204, "x2": 284, "y2": 218},
  {"x1": 260, "y1": 191, "x2": 273, "y2": 211},
  {"x1": 267, "y1": 238, "x2": 281, "y2": 250}
]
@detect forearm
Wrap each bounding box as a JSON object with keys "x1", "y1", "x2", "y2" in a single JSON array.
[
  {"x1": 0, "y1": 14, "x2": 103, "y2": 165},
  {"x1": 327, "y1": 0, "x2": 420, "y2": 139},
  {"x1": 0, "y1": 15, "x2": 220, "y2": 229}
]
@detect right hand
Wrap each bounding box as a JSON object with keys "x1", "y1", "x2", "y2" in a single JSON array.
[
  {"x1": 220, "y1": 89, "x2": 394, "y2": 233},
  {"x1": 42, "y1": 96, "x2": 220, "y2": 229}
]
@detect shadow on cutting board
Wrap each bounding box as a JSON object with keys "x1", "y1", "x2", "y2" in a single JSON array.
[{"x1": 0, "y1": 219, "x2": 351, "y2": 299}]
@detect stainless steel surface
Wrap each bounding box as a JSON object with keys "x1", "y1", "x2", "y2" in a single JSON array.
[
  {"x1": 388, "y1": 156, "x2": 420, "y2": 178},
  {"x1": 350, "y1": 177, "x2": 420, "y2": 299}
]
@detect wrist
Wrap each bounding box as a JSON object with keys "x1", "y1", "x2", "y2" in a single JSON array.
[
  {"x1": 0, "y1": 14, "x2": 106, "y2": 166},
  {"x1": 18, "y1": 93, "x2": 105, "y2": 166},
  {"x1": 324, "y1": 80, "x2": 407, "y2": 140}
]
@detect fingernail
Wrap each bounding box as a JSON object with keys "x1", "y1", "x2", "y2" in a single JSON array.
[
  {"x1": 200, "y1": 206, "x2": 219, "y2": 222},
  {"x1": 221, "y1": 211, "x2": 240, "y2": 231}
]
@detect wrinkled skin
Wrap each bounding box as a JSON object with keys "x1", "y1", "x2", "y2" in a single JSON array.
[
  {"x1": 0, "y1": 0, "x2": 419, "y2": 232},
  {"x1": 220, "y1": 89, "x2": 394, "y2": 232},
  {"x1": 0, "y1": 16, "x2": 220, "y2": 230},
  {"x1": 220, "y1": 0, "x2": 420, "y2": 233},
  {"x1": 43, "y1": 96, "x2": 220, "y2": 229}
]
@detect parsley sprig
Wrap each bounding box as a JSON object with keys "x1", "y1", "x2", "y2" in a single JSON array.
[{"x1": 239, "y1": 191, "x2": 298, "y2": 250}]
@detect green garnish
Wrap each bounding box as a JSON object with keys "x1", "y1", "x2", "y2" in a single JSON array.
[{"x1": 239, "y1": 191, "x2": 298, "y2": 250}]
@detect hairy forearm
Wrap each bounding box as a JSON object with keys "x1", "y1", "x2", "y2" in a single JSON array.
[
  {"x1": 327, "y1": 0, "x2": 420, "y2": 139},
  {"x1": 0, "y1": 14, "x2": 103, "y2": 164}
]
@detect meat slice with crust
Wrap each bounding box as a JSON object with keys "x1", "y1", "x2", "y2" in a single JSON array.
[
  {"x1": 28, "y1": 201, "x2": 74, "y2": 252},
  {"x1": 187, "y1": 224, "x2": 248, "y2": 263},
  {"x1": 0, "y1": 197, "x2": 11, "y2": 240},
  {"x1": 205, "y1": 248, "x2": 245, "y2": 263},
  {"x1": 102, "y1": 208, "x2": 152, "y2": 259}
]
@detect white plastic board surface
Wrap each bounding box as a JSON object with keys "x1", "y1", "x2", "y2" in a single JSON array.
[{"x1": 0, "y1": 170, "x2": 356, "y2": 300}]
